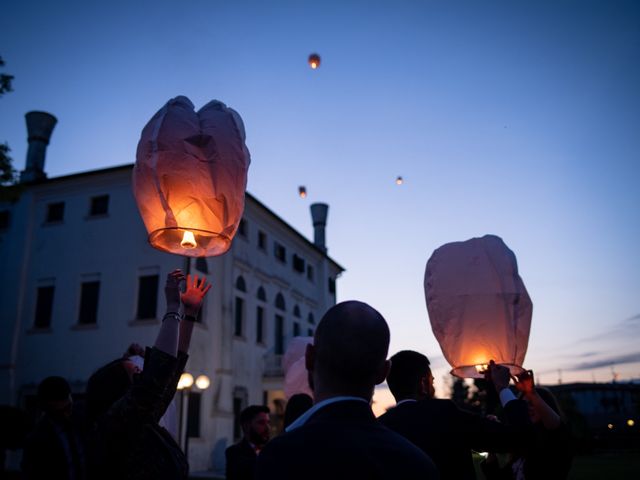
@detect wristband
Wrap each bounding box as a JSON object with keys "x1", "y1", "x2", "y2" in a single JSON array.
[
  {"x1": 163, "y1": 312, "x2": 181, "y2": 322},
  {"x1": 184, "y1": 314, "x2": 197, "y2": 322}
]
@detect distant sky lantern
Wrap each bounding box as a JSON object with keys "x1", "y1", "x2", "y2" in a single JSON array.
[
  {"x1": 308, "y1": 53, "x2": 321, "y2": 69},
  {"x1": 396, "y1": 176, "x2": 404, "y2": 185},
  {"x1": 134, "y1": 96, "x2": 250, "y2": 257},
  {"x1": 298, "y1": 186, "x2": 307, "y2": 198},
  {"x1": 424, "y1": 235, "x2": 533, "y2": 379}
]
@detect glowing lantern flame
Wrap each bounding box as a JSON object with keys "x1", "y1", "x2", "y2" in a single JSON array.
[
  {"x1": 299, "y1": 186, "x2": 307, "y2": 198},
  {"x1": 308, "y1": 53, "x2": 321, "y2": 69},
  {"x1": 628, "y1": 419, "x2": 635, "y2": 427},
  {"x1": 475, "y1": 364, "x2": 488, "y2": 374},
  {"x1": 180, "y1": 231, "x2": 197, "y2": 249}
]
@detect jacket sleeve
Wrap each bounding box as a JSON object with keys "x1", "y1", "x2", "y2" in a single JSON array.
[{"x1": 457, "y1": 399, "x2": 533, "y2": 453}]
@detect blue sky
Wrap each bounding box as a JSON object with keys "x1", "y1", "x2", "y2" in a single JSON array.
[{"x1": 2, "y1": 0, "x2": 639, "y2": 395}]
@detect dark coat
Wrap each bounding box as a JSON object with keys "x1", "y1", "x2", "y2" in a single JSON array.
[
  {"x1": 481, "y1": 422, "x2": 573, "y2": 480},
  {"x1": 378, "y1": 398, "x2": 532, "y2": 480},
  {"x1": 256, "y1": 399, "x2": 439, "y2": 480},
  {"x1": 225, "y1": 438, "x2": 257, "y2": 480},
  {"x1": 87, "y1": 347, "x2": 188, "y2": 480},
  {"x1": 22, "y1": 415, "x2": 85, "y2": 480}
]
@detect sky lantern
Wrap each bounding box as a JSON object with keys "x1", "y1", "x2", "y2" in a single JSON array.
[
  {"x1": 133, "y1": 96, "x2": 250, "y2": 257},
  {"x1": 395, "y1": 176, "x2": 404, "y2": 185},
  {"x1": 283, "y1": 336, "x2": 314, "y2": 399},
  {"x1": 424, "y1": 235, "x2": 532, "y2": 378},
  {"x1": 298, "y1": 186, "x2": 307, "y2": 198},
  {"x1": 308, "y1": 53, "x2": 321, "y2": 69}
]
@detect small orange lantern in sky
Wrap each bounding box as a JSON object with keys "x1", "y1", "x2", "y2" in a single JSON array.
[
  {"x1": 298, "y1": 186, "x2": 307, "y2": 198},
  {"x1": 134, "y1": 96, "x2": 250, "y2": 257},
  {"x1": 308, "y1": 53, "x2": 321, "y2": 69},
  {"x1": 424, "y1": 235, "x2": 532, "y2": 378}
]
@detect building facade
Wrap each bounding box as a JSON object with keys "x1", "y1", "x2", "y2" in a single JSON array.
[{"x1": 0, "y1": 112, "x2": 343, "y2": 472}]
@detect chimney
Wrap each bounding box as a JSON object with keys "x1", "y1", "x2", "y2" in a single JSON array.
[
  {"x1": 20, "y1": 111, "x2": 57, "y2": 183},
  {"x1": 310, "y1": 203, "x2": 329, "y2": 253}
]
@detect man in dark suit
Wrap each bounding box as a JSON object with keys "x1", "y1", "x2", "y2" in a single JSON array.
[
  {"x1": 256, "y1": 301, "x2": 438, "y2": 480},
  {"x1": 378, "y1": 351, "x2": 532, "y2": 480},
  {"x1": 225, "y1": 405, "x2": 270, "y2": 480},
  {"x1": 21, "y1": 376, "x2": 85, "y2": 480}
]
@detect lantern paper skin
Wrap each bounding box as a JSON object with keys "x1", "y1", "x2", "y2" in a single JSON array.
[
  {"x1": 283, "y1": 336, "x2": 314, "y2": 400},
  {"x1": 134, "y1": 96, "x2": 251, "y2": 257},
  {"x1": 424, "y1": 235, "x2": 532, "y2": 379}
]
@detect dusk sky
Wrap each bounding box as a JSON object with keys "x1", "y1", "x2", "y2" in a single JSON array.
[{"x1": 2, "y1": 0, "x2": 639, "y2": 400}]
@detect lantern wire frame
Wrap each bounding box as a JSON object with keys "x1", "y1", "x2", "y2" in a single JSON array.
[
  {"x1": 148, "y1": 227, "x2": 232, "y2": 258},
  {"x1": 451, "y1": 363, "x2": 526, "y2": 379}
]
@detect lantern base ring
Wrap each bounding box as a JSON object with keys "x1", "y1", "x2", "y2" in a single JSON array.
[
  {"x1": 450, "y1": 363, "x2": 526, "y2": 379},
  {"x1": 148, "y1": 227, "x2": 232, "y2": 257}
]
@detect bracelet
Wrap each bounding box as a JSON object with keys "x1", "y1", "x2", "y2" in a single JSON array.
[{"x1": 163, "y1": 312, "x2": 182, "y2": 322}]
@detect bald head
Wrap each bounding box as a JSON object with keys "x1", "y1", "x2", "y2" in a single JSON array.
[{"x1": 308, "y1": 301, "x2": 391, "y2": 399}]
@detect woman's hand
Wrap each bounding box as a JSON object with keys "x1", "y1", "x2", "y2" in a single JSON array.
[
  {"x1": 165, "y1": 269, "x2": 186, "y2": 313},
  {"x1": 181, "y1": 274, "x2": 212, "y2": 317}
]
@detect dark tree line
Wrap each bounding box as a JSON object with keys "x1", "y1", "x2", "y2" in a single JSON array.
[{"x1": 1, "y1": 55, "x2": 17, "y2": 185}]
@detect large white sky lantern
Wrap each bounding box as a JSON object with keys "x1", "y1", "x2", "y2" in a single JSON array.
[
  {"x1": 134, "y1": 96, "x2": 251, "y2": 257},
  {"x1": 283, "y1": 336, "x2": 314, "y2": 400},
  {"x1": 424, "y1": 235, "x2": 533, "y2": 379}
]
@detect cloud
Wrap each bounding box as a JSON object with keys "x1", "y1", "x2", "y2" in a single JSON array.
[{"x1": 567, "y1": 352, "x2": 640, "y2": 371}]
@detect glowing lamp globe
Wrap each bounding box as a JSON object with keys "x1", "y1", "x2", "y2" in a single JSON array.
[
  {"x1": 134, "y1": 96, "x2": 251, "y2": 257},
  {"x1": 424, "y1": 235, "x2": 532, "y2": 378}
]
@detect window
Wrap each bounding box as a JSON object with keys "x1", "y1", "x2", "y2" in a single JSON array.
[
  {"x1": 275, "y1": 293, "x2": 285, "y2": 311},
  {"x1": 328, "y1": 277, "x2": 336, "y2": 294},
  {"x1": 274, "y1": 242, "x2": 286, "y2": 263},
  {"x1": 306, "y1": 265, "x2": 314, "y2": 282},
  {"x1": 257, "y1": 286, "x2": 266, "y2": 302},
  {"x1": 233, "y1": 387, "x2": 248, "y2": 441},
  {"x1": 46, "y1": 202, "x2": 65, "y2": 223},
  {"x1": 293, "y1": 322, "x2": 300, "y2": 337},
  {"x1": 195, "y1": 257, "x2": 209, "y2": 274},
  {"x1": 78, "y1": 280, "x2": 100, "y2": 325},
  {"x1": 0, "y1": 210, "x2": 9, "y2": 230},
  {"x1": 136, "y1": 274, "x2": 159, "y2": 319},
  {"x1": 258, "y1": 230, "x2": 267, "y2": 251},
  {"x1": 256, "y1": 306, "x2": 264, "y2": 343},
  {"x1": 308, "y1": 328, "x2": 314, "y2": 337},
  {"x1": 235, "y1": 276, "x2": 247, "y2": 292},
  {"x1": 89, "y1": 195, "x2": 109, "y2": 216},
  {"x1": 293, "y1": 305, "x2": 301, "y2": 318},
  {"x1": 186, "y1": 392, "x2": 202, "y2": 438},
  {"x1": 34, "y1": 285, "x2": 55, "y2": 329},
  {"x1": 234, "y1": 297, "x2": 244, "y2": 337},
  {"x1": 275, "y1": 315, "x2": 284, "y2": 355},
  {"x1": 238, "y1": 218, "x2": 248, "y2": 238},
  {"x1": 293, "y1": 254, "x2": 305, "y2": 273},
  {"x1": 308, "y1": 313, "x2": 315, "y2": 325}
]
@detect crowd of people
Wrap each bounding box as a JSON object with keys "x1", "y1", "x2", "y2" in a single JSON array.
[{"x1": 12, "y1": 270, "x2": 573, "y2": 480}]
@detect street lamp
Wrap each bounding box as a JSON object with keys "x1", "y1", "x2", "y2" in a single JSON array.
[{"x1": 177, "y1": 372, "x2": 210, "y2": 461}]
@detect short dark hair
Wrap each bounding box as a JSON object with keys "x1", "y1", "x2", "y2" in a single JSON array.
[
  {"x1": 386, "y1": 351, "x2": 431, "y2": 400},
  {"x1": 240, "y1": 405, "x2": 270, "y2": 425},
  {"x1": 283, "y1": 393, "x2": 313, "y2": 428},
  {"x1": 37, "y1": 376, "x2": 71, "y2": 407},
  {"x1": 314, "y1": 301, "x2": 390, "y2": 392},
  {"x1": 86, "y1": 359, "x2": 131, "y2": 423}
]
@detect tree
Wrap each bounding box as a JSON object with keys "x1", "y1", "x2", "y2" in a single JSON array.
[{"x1": 0, "y1": 55, "x2": 17, "y2": 185}]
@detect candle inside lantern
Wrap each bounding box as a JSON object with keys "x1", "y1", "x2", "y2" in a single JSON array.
[
  {"x1": 475, "y1": 364, "x2": 488, "y2": 374},
  {"x1": 181, "y1": 231, "x2": 197, "y2": 249}
]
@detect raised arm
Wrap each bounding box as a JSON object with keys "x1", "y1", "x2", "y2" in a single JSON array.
[{"x1": 154, "y1": 269, "x2": 186, "y2": 357}]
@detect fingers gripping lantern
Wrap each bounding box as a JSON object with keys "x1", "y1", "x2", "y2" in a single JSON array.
[{"x1": 134, "y1": 96, "x2": 251, "y2": 257}]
